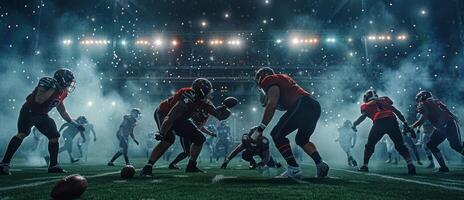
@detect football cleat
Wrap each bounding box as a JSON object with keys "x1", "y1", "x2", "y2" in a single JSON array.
[
  {"x1": 186, "y1": 163, "x2": 205, "y2": 173},
  {"x1": 71, "y1": 158, "x2": 80, "y2": 164},
  {"x1": 316, "y1": 161, "x2": 330, "y2": 178},
  {"x1": 275, "y1": 166, "x2": 304, "y2": 180},
  {"x1": 140, "y1": 165, "x2": 153, "y2": 177},
  {"x1": 351, "y1": 159, "x2": 358, "y2": 167},
  {"x1": 0, "y1": 163, "x2": 10, "y2": 175},
  {"x1": 169, "y1": 164, "x2": 181, "y2": 170},
  {"x1": 417, "y1": 160, "x2": 423, "y2": 165},
  {"x1": 358, "y1": 165, "x2": 369, "y2": 172},
  {"x1": 437, "y1": 166, "x2": 450, "y2": 173},
  {"x1": 407, "y1": 164, "x2": 416, "y2": 175},
  {"x1": 48, "y1": 165, "x2": 67, "y2": 173},
  {"x1": 107, "y1": 162, "x2": 115, "y2": 166},
  {"x1": 385, "y1": 159, "x2": 392, "y2": 164}
]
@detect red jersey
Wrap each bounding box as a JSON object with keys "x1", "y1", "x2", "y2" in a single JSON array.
[
  {"x1": 417, "y1": 98, "x2": 455, "y2": 127},
  {"x1": 360, "y1": 97, "x2": 396, "y2": 121},
  {"x1": 158, "y1": 87, "x2": 207, "y2": 117},
  {"x1": 259, "y1": 74, "x2": 310, "y2": 111},
  {"x1": 23, "y1": 77, "x2": 68, "y2": 114}
]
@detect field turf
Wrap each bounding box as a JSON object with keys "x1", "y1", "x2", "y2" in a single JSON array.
[{"x1": 1, "y1": 159, "x2": 463, "y2": 200}]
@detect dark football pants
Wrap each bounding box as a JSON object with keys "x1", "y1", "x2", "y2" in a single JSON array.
[
  {"x1": 427, "y1": 120, "x2": 463, "y2": 155},
  {"x1": 154, "y1": 108, "x2": 206, "y2": 146},
  {"x1": 364, "y1": 117, "x2": 410, "y2": 163},
  {"x1": 17, "y1": 106, "x2": 60, "y2": 139},
  {"x1": 270, "y1": 96, "x2": 321, "y2": 147}
]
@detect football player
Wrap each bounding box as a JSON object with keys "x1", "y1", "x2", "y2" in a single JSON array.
[
  {"x1": 76, "y1": 116, "x2": 96, "y2": 162},
  {"x1": 221, "y1": 127, "x2": 282, "y2": 170},
  {"x1": 251, "y1": 67, "x2": 329, "y2": 180},
  {"x1": 410, "y1": 91, "x2": 463, "y2": 172},
  {"x1": 168, "y1": 107, "x2": 217, "y2": 170},
  {"x1": 402, "y1": 131, "x2": 423, "y2": 165},
  {"x1": 352, "y1": 90, "x2": 416, "y2": 175},
  {"x1": 383, "y1": 136, "x2": 398, "y2": 164},
  {"x1": 140, "y1": 78, "x2": 232, "y2": 176},
  {"x1": 335, "y1": 120, "x2": 358, "y2": 167},
  {"x1": 215, "y1": 121, "x2": 231, "y2": 162},
  {"x1": 108, "y1": 108, "x2": 141, "y2": 166},
  {"x1": 0, "y1": 68, "x2": 84, "y2": 175},
  {"x1": 58, "y1": 116, "x2": 88, "y2": 163}
]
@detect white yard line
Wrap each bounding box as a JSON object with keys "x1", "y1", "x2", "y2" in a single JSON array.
[
  {"x1": 0, "y1": 170, "x2": 122, "y2": 192},
  {"x1": 332, "y1": 168, "x2": 464, "y2": 192}
]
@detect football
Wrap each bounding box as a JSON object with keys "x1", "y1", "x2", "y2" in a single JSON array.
[
  {"x1": 120, "y1": 165, "x2": 136, "y2": 179},
  {"x1": 50, "y1": 174, "x2": 88, "y2": 200}
]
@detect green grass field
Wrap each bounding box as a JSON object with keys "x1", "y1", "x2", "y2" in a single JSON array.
[{"x1": 1, "y1": 159, "x2": 463, "y2": 200}]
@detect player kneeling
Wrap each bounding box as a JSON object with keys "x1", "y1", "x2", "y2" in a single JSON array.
[
  {"x1": 0, "y1": 69, "x2": 84, "y2": 175},
  {"x1": 221, "y1": 127, "x2": 282, "y2": 170},
  {"x1": 352, "y1": 90, "x2": 416, "y2": 175},
  {"x1": 140, "y1": 78, "x2": 232, "y2": 177},
  {"x1": 250, "y1": 67, "x2": 329, "y2": 180}
]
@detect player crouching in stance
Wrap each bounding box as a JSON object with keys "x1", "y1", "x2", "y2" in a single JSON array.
[
  {"x1": 140, "y1": 78, "x2": 232, "y2": 176},
  {"x1": 410, "y1": 91, "x2": 463, "y2": 172},
  {"x1": 108, "y1": 108, "x2": 141, "y2": 166},
  {"x1": 0, "y1": 68, "x2": 85, "y2": 175},
  {"x1": 251, "y1": 67, "x2": 329, "y2": 180},
  {"x1": 168, "y1": 106, "x2": 219, "y2": 170},
  {"x1": 336, "y1": 120, "x2": 358, "y2": 167},
  {"x1": 221, "y1": 126, "x2": 282, "y2": 170},
  {"x1": 352, "y1": 90, "x2": 416, "y2": 175}
]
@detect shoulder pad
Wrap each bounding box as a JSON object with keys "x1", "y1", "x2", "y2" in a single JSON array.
[
  {"x1": 38, "y1": 77, "x2": 58, "y2": 90},
  {"x1": 259, "y1": 75, "x2": 280, "y2": 92},
  {"x1": 380, "y1": 96, "x2": 393, "y2": 105},
  {"x1": 360, "y1": 103, "x2": 368, "y2": 113}
]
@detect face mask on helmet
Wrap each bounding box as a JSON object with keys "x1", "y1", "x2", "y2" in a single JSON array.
[
  {"x1": 192, "y1": 78, "x2": 213, "y2": 99},
  {"x1": 254, "y1": 67, "x2": 274, "y2": 87},
  {"x1": 363, "y1": 90, "x2": 378, "y2": 102},
  {"x1": 415, "y1": 91, "x2": 432, "y2": 103},
  {"x1": 54, "y1": 68, "x2": 76, "y2": 93},
  {"x1": 131, "y1": 109, "x2": 141, "y2": 119}
]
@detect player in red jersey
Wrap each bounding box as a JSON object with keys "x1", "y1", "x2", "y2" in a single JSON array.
[
  {"x1": 168, "y1": 106, "x2": 219, "y2": 170},
  {"x1": 0, "y1": 68, "x2": 85, "y2": 175},
  {"x1": 352, "y1": 90, "x2": 416, "y2": 175},
  {"x1": 140, "y1": 78, "x2": 232, "y2": 176},
  {"x1": 250, "y1": 67, "x2": 329, "y2": 180},
  {"x1": 411, "y1": 91, "x2": 463, "y2": 172}
]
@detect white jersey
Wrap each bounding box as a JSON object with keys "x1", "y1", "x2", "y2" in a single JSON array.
[{"x1": 337, "y1": 127, "x2": 356, "y2": 148}]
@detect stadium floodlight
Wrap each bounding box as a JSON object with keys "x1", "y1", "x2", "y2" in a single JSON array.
[
  {"x1": 397, "y1": 35, "x2": 407, "y2": 41},
  {"x1": 121, "y1": 40, "x2": 127, "y2": 46},
  {"x1": 326, "y1": 37, "x2": 336, "y2": 43},
  {"x1": 62, "y1": 39, "x2": 72, "y2": 45},
  {"x1": 154, "y1": 38, "x2": 163, "y2": 47}
]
